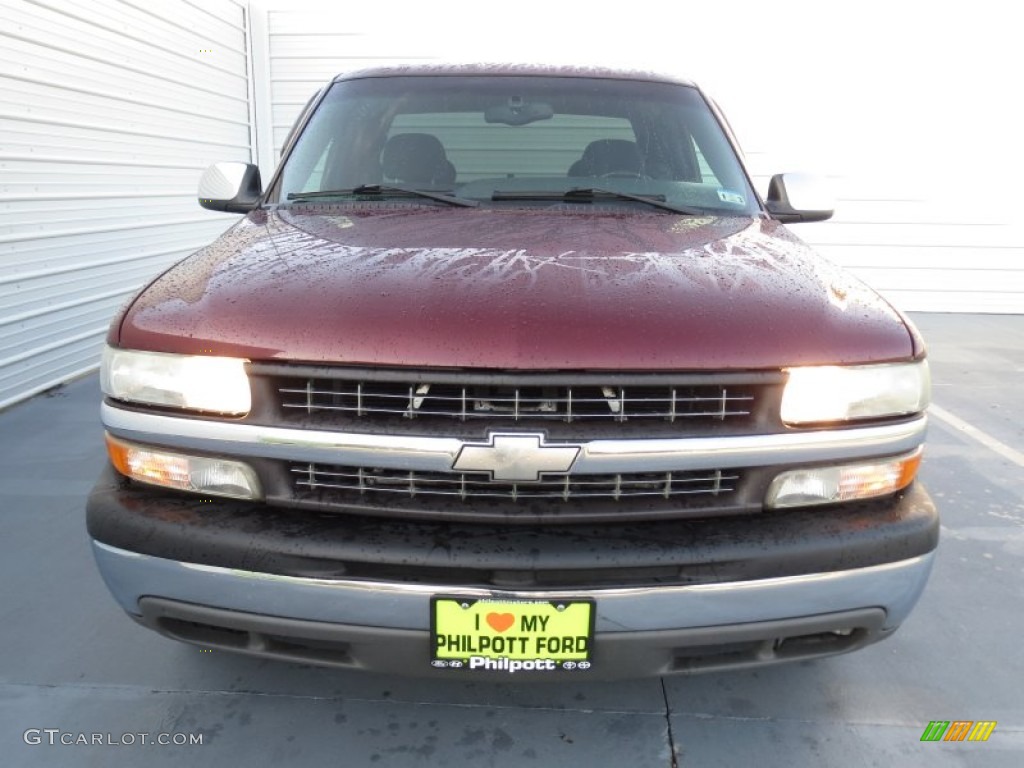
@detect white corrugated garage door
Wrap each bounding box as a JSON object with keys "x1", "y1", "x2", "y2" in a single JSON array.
[{"x1": 0, "y1": 0, "x2": 253, "y2": 409}]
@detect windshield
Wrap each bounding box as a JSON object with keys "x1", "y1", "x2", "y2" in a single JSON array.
[{"x1": 274, "y1": 75, "x2": 759, "y2": 216}]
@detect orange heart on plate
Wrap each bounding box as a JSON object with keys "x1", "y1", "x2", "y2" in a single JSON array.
[{"x1": 486, "y1": 612, "x2": 515, "y2": 633}]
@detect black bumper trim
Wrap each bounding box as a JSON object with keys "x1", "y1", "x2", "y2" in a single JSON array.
[
  {"x1": 87, "y1": 466, "x2": 938, "y2": 589},
  {"x1": 138, "y1": 597, "x2": 889, "y2": 678}
]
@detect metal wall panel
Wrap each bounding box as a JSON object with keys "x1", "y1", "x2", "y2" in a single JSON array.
[{"x1": 0, "y1": 0, "x2": 252, "y2": 410}]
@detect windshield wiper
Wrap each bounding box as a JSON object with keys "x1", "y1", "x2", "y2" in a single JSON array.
[
  {"x1": 287, "y1": 184, "x2": 479, "y2": 208},
  {"x1": 492, "y1": 188, "x2": 705, "y2": 215}
]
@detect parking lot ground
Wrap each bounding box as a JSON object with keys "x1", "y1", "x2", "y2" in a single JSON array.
[{"x1": 1, "y1": 313, "x2": 1021, "y2": 767}]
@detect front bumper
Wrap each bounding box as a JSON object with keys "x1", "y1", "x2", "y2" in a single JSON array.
[{"x1": 87, "y1": 468, "x2": 938, "y2": 678}]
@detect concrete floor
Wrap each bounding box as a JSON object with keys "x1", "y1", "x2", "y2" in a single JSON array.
[{"x1": 0, "y1": 313, "x2": 1021, "y2": 767}]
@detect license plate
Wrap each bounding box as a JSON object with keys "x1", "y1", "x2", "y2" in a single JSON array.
[{"x1": 431, "y1": 597, "x2": 594, "y2": 673}]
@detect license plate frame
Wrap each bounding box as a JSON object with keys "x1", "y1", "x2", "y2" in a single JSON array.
[{"x1": 431, "y1": 596, "x2": 595, "y2": 673}]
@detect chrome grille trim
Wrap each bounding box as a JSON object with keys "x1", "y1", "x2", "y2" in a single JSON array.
[
  {"x1": 100, "y1": 405, "x2": 930, "y2": 476},
  {"x1": 277, "y1": 381, "x2": 755, "y2": 423},
  {"x1": 291, "y1": 464, "x2": 740, "y2": 502}
]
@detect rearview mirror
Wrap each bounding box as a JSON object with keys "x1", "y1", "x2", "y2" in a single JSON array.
[
  {"x1": 198, "y1": 162, "x2": 262, "y2": 213},
  {"x1": 765, "y1": 173, "x2": 834, "y2": 223},
  {"x1": 484, "y1": 98, "x2": 554, "y2": 126}
]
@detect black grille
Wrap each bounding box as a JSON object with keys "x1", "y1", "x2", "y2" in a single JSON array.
[
  {"x1": 291, "y1": 463, "x2": 740, "y2": 503},
  {"x1": 245, "y1": 365, "x2": 782, "y2": 522},
  {"x1": 277, "y1": 379, "x2": 755, "y2": 424}
]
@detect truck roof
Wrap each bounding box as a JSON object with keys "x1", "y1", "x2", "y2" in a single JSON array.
[{"x1": 332, "y1": 62, "x2": 697, "y2": 88}]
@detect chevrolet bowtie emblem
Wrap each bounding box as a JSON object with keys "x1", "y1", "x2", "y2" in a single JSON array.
[{"x1": 452, "y1": 433, "x2": 581, "y2": 482}]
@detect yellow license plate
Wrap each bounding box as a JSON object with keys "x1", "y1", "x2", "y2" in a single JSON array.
[{"x1": 431, "y1": 597, "x2": 594, "y2": 673}]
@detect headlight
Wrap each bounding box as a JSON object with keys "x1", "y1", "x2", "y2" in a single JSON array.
[
  {"x1": 101, "y1": 346, "x2": 251, "y2": 415},
  {"x1": 781, "y1": 361, "x2": 929, "y2": 425}
]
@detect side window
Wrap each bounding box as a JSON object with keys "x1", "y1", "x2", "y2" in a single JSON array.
[
  {"x1": 298, "y1": 140, "x2": 333, "y2": 192},
  {"x1": 280, "y1": 89, "x2": 323, "y2": 158},
  {"x1": 693, "y1": 139, "x2": 719, "y2": 185}
]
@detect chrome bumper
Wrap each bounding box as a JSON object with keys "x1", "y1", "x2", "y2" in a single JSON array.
[{"x1": 93, "y1": 540, "x2": 934, "y2": 633}]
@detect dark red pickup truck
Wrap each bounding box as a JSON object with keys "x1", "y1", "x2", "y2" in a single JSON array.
[{"x1": 87, "y1": 64, "x2": 936, "y2": 678}]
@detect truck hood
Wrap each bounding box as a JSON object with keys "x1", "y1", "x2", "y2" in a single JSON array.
[{"x1": 117, "y1": 206, "x2": 915, "y2": 369}]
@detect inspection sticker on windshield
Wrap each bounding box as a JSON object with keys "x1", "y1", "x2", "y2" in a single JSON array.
[
  {"x1": 717, "y1": 188, "x2": 746, "y2": 205},
  {"x1": 431, "y1": 597, "x2": 594, "y2": 673}
]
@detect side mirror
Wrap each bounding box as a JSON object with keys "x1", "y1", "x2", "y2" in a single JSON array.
[
  {"x1": 765, "y1": 173, "x2": 834, "y2": 223},
  {"x1": 198, "y1": 162, "x2": 262, "y2": 213}
]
